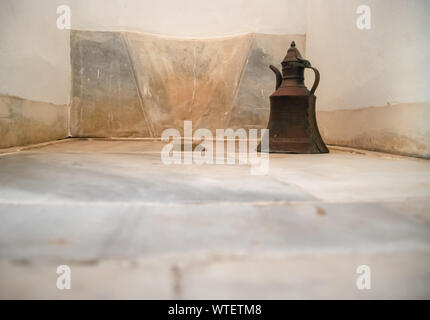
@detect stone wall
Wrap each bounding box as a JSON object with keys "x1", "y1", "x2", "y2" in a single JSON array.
[
  {"x1": 0, "y1": 95, "x2": 68, "y2": 149},
  {"x1": 317, "y1": 103, "x2": 430, "y2": 158}
]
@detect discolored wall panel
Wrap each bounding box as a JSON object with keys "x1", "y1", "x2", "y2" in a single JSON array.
[
  {"x1": 0, "y1": 95, "x2": 68, "y2": 149},
  {"x1": 70, "y1": 31, "x2": 153, "y2": 137},
  {"x1": 69, "y1": 30, "x2": 302, "y2": 137}
]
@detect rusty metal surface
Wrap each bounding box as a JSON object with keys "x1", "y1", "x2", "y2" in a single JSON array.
[{"x1": 259, "y1": 41, "x2": 329, "y2": 154}]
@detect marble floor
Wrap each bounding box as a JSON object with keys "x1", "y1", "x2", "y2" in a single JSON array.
[{"x1": 0, "y1": 138, "x2": 429, "y2": 299}]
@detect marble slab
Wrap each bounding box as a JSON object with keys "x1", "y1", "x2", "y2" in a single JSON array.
[{"x1": 70, "y1": 30, "x2": 304, "y2": 137}]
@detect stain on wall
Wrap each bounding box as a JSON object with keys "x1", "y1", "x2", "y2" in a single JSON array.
[
  {"x1": 68, "y1": 30, "x2": 430, "y2": 159},
  {"x1": 124, "y1": 32, "x2": 253, "y2": 135},
  {"x1": 0, "y1": 95, "x2": 68, "y2": 149}
]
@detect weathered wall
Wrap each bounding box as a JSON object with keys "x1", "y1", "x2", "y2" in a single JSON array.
[
  {"x1": 1, "y1": 0, "x2": 429, "y2": 158},
  {"x1": 0, "y1": 95, "x2": 68, "y2": 149},
  {"x1": 318, "y1": 103, "x2": 430, "y2": 158},
  {"x1": 68, "y1": 0, "x2": 306, "y2": 37},
  {"x1": 0, "y1": 0, "x2": 70, "y2": 147},
  {"x1": 70, "y1": 30, "x2": 305, "y2": 137},
  {"x1": 0, "y1": 0, "x2": 70, "y2": 105},
  {"x1": 307, "y1": 0, "x2": 430, "y2": 157},
  {"x1": 0, "y1": 0, "x2": 306, "y2": 147}
]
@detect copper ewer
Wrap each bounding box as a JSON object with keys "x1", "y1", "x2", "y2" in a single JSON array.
[{"x1": 258, "y1": 41, "x2": 328, "y2": 154}]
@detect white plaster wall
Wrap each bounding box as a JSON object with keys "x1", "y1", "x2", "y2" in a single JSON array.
[
  {"x1": 0, "y1": 0, "x2": 71, "y2": 105},
  {"x1": 69, "y1": 0, "x2": 306, "y2": 36},
  {"x1": 306, "y1": 0, "x2": 430, "y2": 157},
  {"x1": 305, "y1": 0, "x2": 430, "y2": 111}
]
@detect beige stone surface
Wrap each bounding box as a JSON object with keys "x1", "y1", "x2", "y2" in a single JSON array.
[
  {"x1": 0, "y1": 95, "x2": 68, "y2": 149},
  {"x1": 179, "y1": 251, "x2": 430, "y2": 299},
  {"x1": 0, "y1": 139, "x2": 429, "y2": 299},
  {"x1": 1, "y1": 250, "x2": 429, "y2": 299},
  {"x1": 70, "y1": 31, "x2": 256, "y2": 137},
  {"x1": 69, "y1": 31, "x2": 153, "y2": 138},
  {"x1": 0, "y1": 259, "x2": 173, "y2": 299},
  {"x1": 305, "y1": 0, "x2": 430, "y2": 159},
  {"x1": 317, "y1": 103, "x2": 430, "y2": 158},
  {"x1": 68, "y1": 30, "x2": 430, "y2": 159}
]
